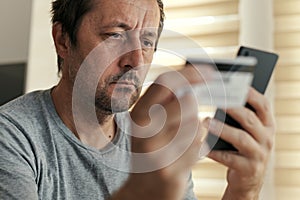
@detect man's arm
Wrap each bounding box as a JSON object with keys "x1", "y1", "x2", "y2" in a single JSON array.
[
  {"x1": 205, "y1": 88, "x2": 275, "y2": 199},
  {"x1": 0, "y1": 119, "x2": 39, "y2": 199}
]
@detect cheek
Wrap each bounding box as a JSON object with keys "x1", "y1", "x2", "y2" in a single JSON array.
[
  {"x1": 65, "y1": 54, "x2": 83, "y2": 81},
  {"x1": 137, "y1": 65, "x2": 151, "y2": 84}
]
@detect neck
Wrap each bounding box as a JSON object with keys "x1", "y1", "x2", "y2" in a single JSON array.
[{"x1": 51, "y1": 80, "x2": 116, "y2": 149}]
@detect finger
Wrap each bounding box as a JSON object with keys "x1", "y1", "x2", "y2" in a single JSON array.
[
  {"x1": 225, "y1": 107, "x2": 265, "y2": 142},
  {"x1": 247, "y1": 88, "x2": 275, "y2": 128},
  {"x1": 206, "y1": 118, "x2": 260, "y2": 157},
  {"x1": 207, "y1": 150, "x2": 253, "y2": 173}
]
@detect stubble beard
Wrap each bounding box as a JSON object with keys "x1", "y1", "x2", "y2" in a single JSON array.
[
  {"x1": 95, "y1": 84, "x2": 141, "y2": 114},
  {"x1": 91, "y1": 68, "x2": 143, "y2": 124},
  {"x1": 67, "y1": 51, "x2": 143, "y2": 124}
]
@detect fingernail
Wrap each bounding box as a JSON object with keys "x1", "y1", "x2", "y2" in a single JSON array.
[
  {"x1": 203, "y1": 117, "x2": 210, "y2": 128},
  {"x1": 207, "y1": 118, "x2": 217, "y2": 133},
  {"x1": 210, "y1": 118, "x2": 217, "y2": 127}
]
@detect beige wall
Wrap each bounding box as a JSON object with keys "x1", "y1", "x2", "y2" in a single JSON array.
[{"x1": 0, "y1": 0, "x2": 32, "y2": 64}]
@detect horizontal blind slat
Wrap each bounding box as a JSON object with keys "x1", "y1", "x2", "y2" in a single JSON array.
[
  {"x1": 274, "y1": 0, "x2": 300, "y2": 16},
  {"x1": 165, "y1": 2, "x2": 239, "y2": 18},
  {"x1": 276, "y1": 133, "x2": 300, "y2": 150},
  {"x1": 275, "y1": 66, "x2": 300, "y2": 81},
  {"x1": 275, "y1": 186, "x2": 300, "y2": 200},
  {"x1": 158, "y1": 35, "x2": 237, "y2": 50},
  {"x1": 276, "y1": 151, "x2": 300, "y2": 168},
  {"x1": 164, "y1": 0, "x2": 237, "y2": 8},
  {"x1": 275, "y1": 15, "x2": 300, "y2": 33},
  {"x1": 275, "y1": 82, "x2": 300, "y2": 99},
  {"x1": 275, "y1": 100, "x2": 300, "y2": 115},
  {"x1": 163, "y1": 18, "x2": 239, "y2": 36},
  {"x1": 276, "y1": 116, "x2": 300, "y2": 134},
  {"x1": 275, "y1": 48, "x2": 300, "y2": 66},
  {"x1": 275, "y1": 168, "x2": 300, "y2": 186},
  {"x1": 275, "y1": 32, "x2": 300, "y2": 48},
  {"x1": 160, "y1": 32, "x2": 238, "y2": 47}
]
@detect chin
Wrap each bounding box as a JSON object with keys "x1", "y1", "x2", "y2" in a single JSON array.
[
  {"x1": 110, "y1": 96, "x2": 137, "y2": 113},
  {"x1": 95, "y1": 94, "x2": 138, "y2": 114}
]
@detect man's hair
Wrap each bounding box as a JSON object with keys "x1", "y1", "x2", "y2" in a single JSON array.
[{"x1": 51, "y1": 0, "x2": 165, "y2": 73}]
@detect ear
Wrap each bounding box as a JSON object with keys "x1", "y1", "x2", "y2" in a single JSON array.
[{"x1": 52, "y1": 22, "x2": 71, "y2": 60}]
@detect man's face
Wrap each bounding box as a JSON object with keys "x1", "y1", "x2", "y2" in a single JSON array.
[{"x1": 64, "y1": 0, "x2": 160, "y2": 113}]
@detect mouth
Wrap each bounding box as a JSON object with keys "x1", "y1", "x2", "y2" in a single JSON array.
[
  {"x1": 114, "y1": 81, "x2": 134, "y2": 85},
  {"x1": 110, "y1": 81, "x2": 138, "y2": 90}
]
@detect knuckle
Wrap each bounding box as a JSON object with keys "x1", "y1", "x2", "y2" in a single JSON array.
[
  {"x1": 244, "y1": 110, "x2": 257, "y2": 128},
  {"x1": 256, "y1": 147, "x2": 267, "y2": 161},
  {"x1": 221, "y1": 152, "x2": 233, "y2": 166},
  {"x1": 265, "y1": 132, "x2": 275, "y2": 151},
  {"x1": 248, "y1": 161, "x2": 262, "y2": 175},
  {"x1": 238, "y1": 131, "x2": 249, "y2": 149},
  {"x1": 262, "y1": 98, "x2": 271, "y2": 112}
]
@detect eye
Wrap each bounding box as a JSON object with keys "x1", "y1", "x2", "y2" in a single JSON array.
[
  {"x1": 142, "y1": 39, "x2": 154, "y2": 48},
  {"x1": 106, "y1": 32, "x2": 124, "y2": 39}
]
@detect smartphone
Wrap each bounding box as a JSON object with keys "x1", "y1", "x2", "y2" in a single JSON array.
[{"x1": 206, "y1": 46, "x2": 279, "y2": 151}]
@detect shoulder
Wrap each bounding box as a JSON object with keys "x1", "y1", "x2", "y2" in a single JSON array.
[
  {"x1": 1, "y1": 90, "x2": 46, "y2": 116},
  {"x1": 0, "y1": 90, "x2": 51, "y2": 125},
  {"x1": 0, "y1": 89, "x2": 54, "y2": 145}
]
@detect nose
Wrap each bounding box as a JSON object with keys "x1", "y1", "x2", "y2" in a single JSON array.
[{"x1": 119, "y1": 43, "x2": 144, "y2": 69}]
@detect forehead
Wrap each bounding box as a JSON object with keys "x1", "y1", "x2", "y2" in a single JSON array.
[{"x1": 89, "y1": 0, "x2": 161, "y2": 28}]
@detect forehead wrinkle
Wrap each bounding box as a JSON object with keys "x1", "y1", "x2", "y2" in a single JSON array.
[
  {"x1": 115, "y1": 0, "x2": 159, "y2": 18},
  {"x1": 124, "y1": 0, "x2": 160, "y2": 40},
  {"x1": 93, "y1": 0, "x2": 160, "y2": 33}
]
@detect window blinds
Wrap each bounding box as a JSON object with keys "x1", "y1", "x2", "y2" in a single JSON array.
[{"x1": 274, "y1": 0, "x2": 300, "y2": 199}]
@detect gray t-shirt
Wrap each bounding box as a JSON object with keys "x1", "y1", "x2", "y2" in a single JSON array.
[{"x1": 0, "y1": 89, "x2": 196, "y2": 200}]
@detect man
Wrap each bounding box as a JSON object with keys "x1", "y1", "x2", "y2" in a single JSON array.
[{"x1": 0, "y1": 0, "x2": 275, "y2": 199}]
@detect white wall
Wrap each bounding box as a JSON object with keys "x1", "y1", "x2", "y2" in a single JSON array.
[
  {"x1": 240, "y1": 0, "x2": 274, "y2": 50},
  {"x1": 26, "y1": 0, "x2": 59, "y2": 92}
]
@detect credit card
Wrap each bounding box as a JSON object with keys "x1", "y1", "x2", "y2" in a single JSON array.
[{"x1": 176, "y1": 57, "x2": 257, "y2": 108}]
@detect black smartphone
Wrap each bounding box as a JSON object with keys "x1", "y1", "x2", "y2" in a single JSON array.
[{"x1": 206, "y1": 46, "x2": 279, "y2": 151}]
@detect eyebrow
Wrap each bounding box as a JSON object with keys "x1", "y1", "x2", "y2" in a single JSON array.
[
  {"x1": 142, "y1": 30, "x2": 158, "y2": 39},
  {"x1": 102, "y1": 21, "x2": 158, "y2": 38},
  {"x1": 102, "y1": 21, "x2": 132, "y2": 30}
]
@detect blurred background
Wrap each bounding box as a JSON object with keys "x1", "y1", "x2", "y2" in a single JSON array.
[{"x1": 1, "y1": 0, "x2": 299, "y2": 199}]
